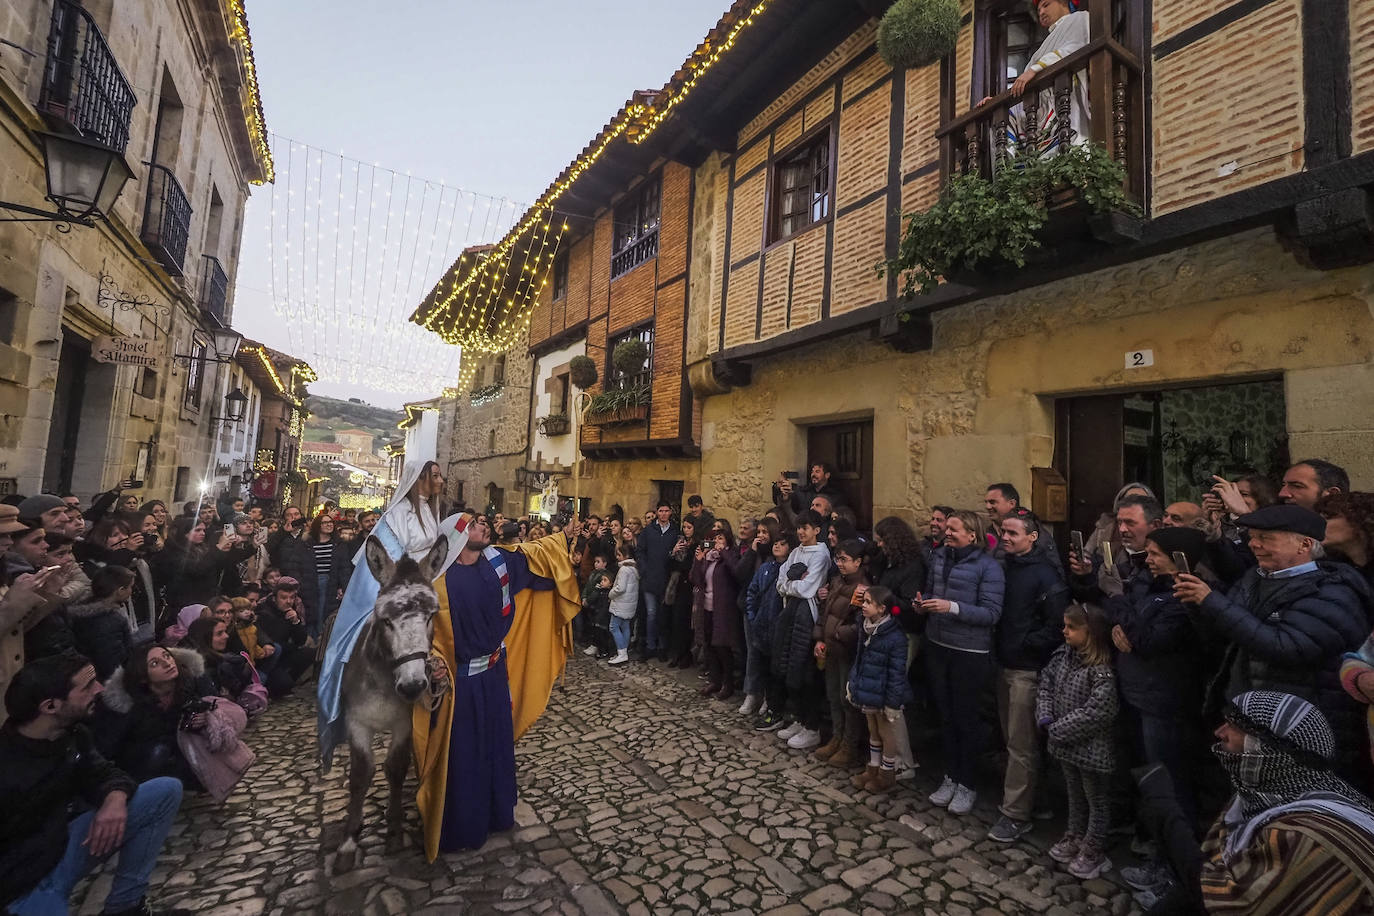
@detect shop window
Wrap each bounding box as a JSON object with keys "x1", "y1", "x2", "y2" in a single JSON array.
[{"x1": 769, "y1": 129, "x2": 832, "y2": 244}]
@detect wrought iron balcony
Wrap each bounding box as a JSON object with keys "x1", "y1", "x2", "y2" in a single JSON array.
[
  {"x1": 142, "y1": 164, "x2": 192, "y2": 275},
  {"x1": 610, "y1": 229, "x2": 659, "y2": 280},
  {"x1": 200, "y1": 255, "x2": 229, "y2": 326},
  {"x1": 38, "y1": 0, "x2": 135, "y2": 153}
]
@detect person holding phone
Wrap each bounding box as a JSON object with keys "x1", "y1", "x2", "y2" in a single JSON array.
[{"x1": 1105, "y1": 527, "x2": 1211, "y2": 892}]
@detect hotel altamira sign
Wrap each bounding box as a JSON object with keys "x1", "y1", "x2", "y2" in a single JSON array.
[{"x1": 92, "y1": 335, "x2": 164, "y2": 370}]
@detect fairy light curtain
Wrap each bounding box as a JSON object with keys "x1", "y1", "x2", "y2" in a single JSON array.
[{"x1": 235, "y1": 133, "x2": 524, "y2": 395}]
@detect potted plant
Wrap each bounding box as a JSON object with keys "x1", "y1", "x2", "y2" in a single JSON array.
[
  {"x1": 568, "y1": 355, "x2": 598, "y2": 390},
  {"x1": 538, "y1": 413, "x2": 570, "y2": 436},
  {"x1": 882, "y1": 144, "x2": 1141, "y2": 296},
  {"x1": 584, "y1": 382, "x2": 651, "y2": 426},
  {"x1": 877, "y1": 0, "x2": 961, "y2": 71},
  {"x1": 612, "y1": 338, "x2": 649, "y2": 377}
]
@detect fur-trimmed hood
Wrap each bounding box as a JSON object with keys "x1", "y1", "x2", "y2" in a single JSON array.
[
  {"x1": 100, "y1": 647, "x2": 205, "y2": 714},
  {"x1": 65, "y1": 598, "x2": 124, "y2": 620}
]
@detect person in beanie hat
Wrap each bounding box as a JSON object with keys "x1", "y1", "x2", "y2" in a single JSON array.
[
  {"x1": 1174, "y1": 504, "x2": 1373, "y2": 783},
  {"x1": 17, "y1": 495, "x2": 68, "y2": 536},
  {"x1": 1133, "y1": 690, "x2": 1374, "y2": 913}
]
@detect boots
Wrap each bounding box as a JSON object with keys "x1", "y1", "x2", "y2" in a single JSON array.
[
  {"x1": 608, "y1": 649, "x2": 629, "y2": 665},
  {"x1": 812, "y1": 736, "x2": 842, "y2": 761},
  {"x1": 851, "y1": 765, "x2": 879, "y2": 791},
  {"x1": 827, "y1": 743, "x2": 859, "y2": 769},
  {"x1": 868, "y1": 767, "x2": 897, "y2": 794}
]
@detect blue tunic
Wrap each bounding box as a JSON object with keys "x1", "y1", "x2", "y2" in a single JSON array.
[{"x1": 438, "y1": 550, "x2": 552, "y2": 851}]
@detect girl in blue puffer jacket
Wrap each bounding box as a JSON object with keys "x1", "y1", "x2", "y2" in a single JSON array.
[{"x1": 847, "y1": 586, "x2": 914, "y2": 794}]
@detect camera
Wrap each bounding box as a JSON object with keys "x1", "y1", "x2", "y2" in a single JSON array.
[{"x1": 179, "y1": 697, "x2": 216, "y2": 730}]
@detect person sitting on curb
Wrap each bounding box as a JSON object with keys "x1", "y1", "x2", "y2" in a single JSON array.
[
  {"x1": 1133, "y1": 690, "x2": 1374, "y2": 913},
  {"x1": 1, "y1": 651, "x2": 189, "y2": 916}
]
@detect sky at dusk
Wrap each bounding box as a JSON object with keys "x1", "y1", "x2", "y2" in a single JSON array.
[{"x1": 232, "y1": 0, "x2": 730, "y2": 408}]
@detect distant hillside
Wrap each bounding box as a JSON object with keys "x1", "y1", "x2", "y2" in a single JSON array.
[{"x1": 304, "y1": 395, "x2": 404, "y2": 447}]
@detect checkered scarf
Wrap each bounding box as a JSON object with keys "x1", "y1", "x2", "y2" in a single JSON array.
[{"x1": 1215, "y1": 691, "x2": 1371, "y2": 816}]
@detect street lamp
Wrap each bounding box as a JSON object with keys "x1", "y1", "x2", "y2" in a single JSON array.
[
  {"x1": 211, "y1": 328, "x2": 243, "y2": 362},
  {"x1": 220, "y1": 387, "x2": 248, "y2": 423},
  {"x1": 0, "y1": 131, "x2": 134, "y2": 227}
]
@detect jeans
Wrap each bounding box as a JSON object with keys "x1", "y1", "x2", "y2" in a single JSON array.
[
  {"x1": 925, "y1": 642, "x2": 994, "y2": 788},
  {"x1": 10, "y1": 777, "x2": 183, "y2": 916},
  {"x1": 610, "y1": 616, "x2": 632, "y2": 652},
  {"x1": 824, "y1": 648, "x2": 862, "y2": 748},
  {"x1": 642, "y1": 592, "x2": 661, "y2": 652},
  {"x1": 744, "y1": 626, "x2": 768, "y2": 697},
  {"x1": 313, "y1": 573, "x2": 330, "y2": 640},
  {"x1": 997, "y1": 667, "x2": 1043, "y2": 821}
]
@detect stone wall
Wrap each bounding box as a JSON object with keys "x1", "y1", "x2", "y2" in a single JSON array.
[
  {"x1": 701, "y1": 228, "x2": 1374, "y2": 527},
  {"x1": 438, "y1": 337, "x2": 533, "y2": 515}
]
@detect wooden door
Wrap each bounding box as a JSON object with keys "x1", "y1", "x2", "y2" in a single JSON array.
[
  {"x1": 1056, "y1": 395, "x2": 1125, "y2": 539},
  {"x1": 806, "y1": 420, "x2": 873, "y2": 531}
]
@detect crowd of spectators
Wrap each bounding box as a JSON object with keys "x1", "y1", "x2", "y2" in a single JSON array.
[{"x1": 0, "y1": 483, "x2": 372, "y2": 915}]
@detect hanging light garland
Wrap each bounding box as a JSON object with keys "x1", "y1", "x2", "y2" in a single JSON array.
[
  {"x1": 225, "y1": 0, "x2": 274, "y2": 183},
  {"x1": 410, "y1": 0, "x2": 776, "y2": 352}
]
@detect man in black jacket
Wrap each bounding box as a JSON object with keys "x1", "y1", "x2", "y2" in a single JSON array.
[
  {"x1": 2, "y1": 652, "x2": 187, "y2": 916},
  {"x1": 1174, "y1": 504, "x2": 1373, "y2": 783},
  {"x1": 988, "y1": 511, "x2": 1068, "y2": 843},
  {"x1": 636, "y1": 502, "x2": 679, "y2": 662},
  {"x1": 266, "y1": 506, "x2": 319, "y2": 626}
]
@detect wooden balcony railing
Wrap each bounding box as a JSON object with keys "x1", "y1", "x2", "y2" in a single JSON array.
[
  {"x1": 141, "y1": 164, "x2": 193, "y2": 275},
  {"x1": 936, "y1": 33, "x2": 1144, "y2": 201},
  {"x1": 610, "y1": 229, "x2": 659, "y2": 280},
  {"x1": 38, "y1": 0, "x2": 135, "y2": 153}
]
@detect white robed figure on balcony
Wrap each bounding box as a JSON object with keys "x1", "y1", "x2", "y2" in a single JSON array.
[{"x1": 1005, "y1": 0, "x2": 1091, "y2": 158}]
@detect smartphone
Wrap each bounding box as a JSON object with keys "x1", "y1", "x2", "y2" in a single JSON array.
[
  {"x1": 41, "y1": 565, "x2": 63, "y2": 573},
  {"x1": 1102, "y1": 542, "x2": 1114, "y2": 569},
  {"x1": 1069, "y1": 530, "x2": 1084, "y2": 556},
  {"x1": 1172, "y1": 551, "x2": 1191, "y2": 576},
  {"x1": 127, "y1": 470, "x2": 143, "y2": 489},
  {"x1": 782, "y1": 470, "x2": 800, "y2": 481}
]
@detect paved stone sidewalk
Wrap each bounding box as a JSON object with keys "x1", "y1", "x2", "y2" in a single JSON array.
[{"x1": 72, "y1": 657, "x2": 1144, "y2": 915}]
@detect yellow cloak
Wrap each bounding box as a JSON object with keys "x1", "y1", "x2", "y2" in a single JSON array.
[{"x1": 412, "y1": 531, "x2": 580, "y2": 861}]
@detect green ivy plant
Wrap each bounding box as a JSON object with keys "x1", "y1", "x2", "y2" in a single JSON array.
[
  {"x1": 877, "y1": 0, "x2": 961, "y2": 71},
  {"x1": 883, "y1": 143, "x2": 1139, "y2": 297}
]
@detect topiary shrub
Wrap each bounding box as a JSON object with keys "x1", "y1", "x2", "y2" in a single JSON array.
[
  {"x1": 877, "y1": 0, "x2": 961, "y2": 71},
  {"x1": 568, "y1": 355, "x2": 598, "y2": 390},
  {"x1": 611, "y1": 338, "x2": 649, "y2": 376}
]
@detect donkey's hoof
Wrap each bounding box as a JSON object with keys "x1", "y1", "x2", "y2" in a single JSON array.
[{"x1": 333, "y1": 846, "x2": 357, "y2": 875}]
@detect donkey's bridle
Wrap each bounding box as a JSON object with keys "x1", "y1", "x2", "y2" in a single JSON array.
[{"x1": 392, "y1": 651, "x2": 428, "y2": 671}]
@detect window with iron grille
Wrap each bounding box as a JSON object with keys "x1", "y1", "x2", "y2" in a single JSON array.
[
  {"x1": 184, "y1": 337, "x2": 206, "y2": 410},
  {"x1": 611, "y1": 179, "x2": 660, "y2": 278},
  {"x1": 552, "y1": 250, "x2": 568, "y2": 300},
  {"x1": 608, "y1": 325, "x2": 653, "y2": 392},
  {"x1": 770, "y1": 130, "x2": 832, "y2": 244}
]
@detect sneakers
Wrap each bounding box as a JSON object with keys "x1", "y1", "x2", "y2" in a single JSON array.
[
  {"x1": 928, "y1": 775, "x2": 957, "y2": 808},
  {"x1": 607, "y1": 649, "x2": 629, "y2": 665},
  {"x1": 1130, "y1": 835, "x2": 1158, "y2": 858},
  {"x1": 947, "y1": 784, "x2": 976, "y2": 815},
  {"x1": 1067, "y1": 850, "x2": 1112, "y2": 880},
  {"x1": 987, "y1": 815, "x2": 1033, "y2": 843},
  {"x1": 1121, "y1": 862, "x2": 1171, "y2": 891},
  {"x1": 787, "y1": 727, "x2": 822, "y2": 750},
  {"x1": 895, "y1": 763, "x2": 919, "y2": 781},
  {"x1": 754, "y1": 712, "x2": 784, "y2": 732},
  {"x1": 777, "y1": 721, "x2": 802, "y2": 741},
  {"x1": 738, "y1": 694, "x2": 762, "y2": 716},
  {"x1": 582, "y1": 644, "x2": 598, "y2": 656},
  {"x1": 1048, "y1": 835, "x2": 1081, "y2": 864}
]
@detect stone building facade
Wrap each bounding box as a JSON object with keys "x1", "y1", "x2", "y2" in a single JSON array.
[
  {"x1": 0, "y1": 0, "x2": 272, "y2": 505},
  {"x1": 412, "y1": 0, "x2": 1374, "y2": 531}
]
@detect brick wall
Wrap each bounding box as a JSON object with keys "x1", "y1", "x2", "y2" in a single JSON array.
[
  {"x1": 836, "y1": 80, "x2": 891, "y2": 208},
  {"x1": 1353, "y1": 0, "x2": 1374, "y2": 154},
  {"x1": 1151, "y1": 0, "x2": 1305, "y2": 214}
]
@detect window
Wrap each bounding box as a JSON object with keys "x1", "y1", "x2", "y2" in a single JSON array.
[
  {"x1": 173, "y1": 466, "x2": 190, "y2": 502},
  {"x1": 552, "y1": 250, "x2": 568, "y2": 301},
  {"x1": 137, "y1": 367, "x2": 158, "y2": 399},
  {"x1": 611, "y1": 179, "x2": 660, "y2": 278},
  {"x1": 608, "y1": 325, "x2": 653, "y2": 391},
  {"x1": 183, "y1": 337, "x2": 205, "y2": 409},
  {"x1": 770, "y1": 130, "x2": 832, "y2": 243},
  {"x1": 555, "y1": 373, "x2": 570, "y2": 416},
  {"x1": 0, "y1": 287, "x2": 18, "y2": 346},
  {"x1": 972, "y1": 1, "x2": 1047, "y2": 101},
  {"x1": 493, "y1": 354, "x2": 506, "y2": 385}
]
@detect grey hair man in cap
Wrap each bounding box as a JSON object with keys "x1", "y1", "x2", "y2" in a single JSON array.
[
  {"x1": 16, "y1": 496, "x2": 69, "y2": 538},
  {"x1": 1173, "y1": 504, "x2": 1373, "y2": 781}
]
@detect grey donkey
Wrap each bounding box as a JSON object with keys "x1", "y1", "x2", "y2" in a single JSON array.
[{"x1": 332, "y1": 535, "x2": 447, "y2": 873}]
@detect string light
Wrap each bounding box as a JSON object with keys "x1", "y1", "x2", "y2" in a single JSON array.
[
  {"x1": 410, "y1": 0, "x2": 776, "y2": 349},
  {"x1": 226, "y1": 0, "x2": 274, "y2": 183}
]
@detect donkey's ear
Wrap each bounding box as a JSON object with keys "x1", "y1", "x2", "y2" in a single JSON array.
[
  {"x1": 419, "y1": 537, "x2": 448, "y2": 583},
  {"x1": 365, "y1": 536, "x2": 395, "y2": 584}
]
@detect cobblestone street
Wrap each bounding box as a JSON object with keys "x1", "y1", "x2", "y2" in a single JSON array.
[{"x1": 76, "y1": 657, "x2": 1145, "y2": 916}]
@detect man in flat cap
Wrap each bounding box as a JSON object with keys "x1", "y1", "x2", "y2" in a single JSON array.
[{"x1": 1174, "y1": 504, "x2": 1373, "y2": 782}]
